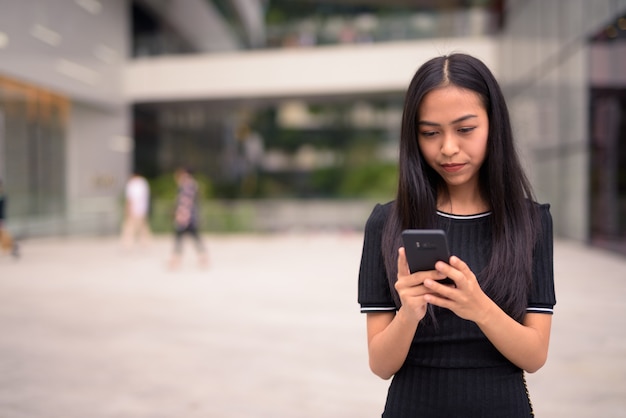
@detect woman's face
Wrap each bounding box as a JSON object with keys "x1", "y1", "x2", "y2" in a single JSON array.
[{"x1": 417, "y1": 85, "x2": 489, "y2": 194}]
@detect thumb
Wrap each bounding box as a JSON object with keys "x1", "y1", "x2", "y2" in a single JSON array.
[{"x1": 397, "y1": 247, "x2": 410, "y2": 277}]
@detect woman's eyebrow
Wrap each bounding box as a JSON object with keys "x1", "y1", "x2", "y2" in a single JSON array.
[{"x1": 418, "y1": 114, "x2": 478, "y2": 126}]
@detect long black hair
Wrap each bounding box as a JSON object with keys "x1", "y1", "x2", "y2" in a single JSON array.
[{"x1": 382, "y1": 53, "x2": 539, "y2": 322}]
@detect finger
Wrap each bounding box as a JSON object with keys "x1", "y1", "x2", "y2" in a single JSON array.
[
  {"x1": 397, "y1": 247, "x2": 410, "y2": 277},
  {"x1": 423, "y1": 278, "x2": 455, "y2": 298},
  {"x1": 402, "y1": 282, "x2": 438, "y2": 297},
  {"x1": 434, "y1": 260, "x2": 459, "y2": 282},
  {"x1": 436, "y1": 254, "x2": 473, "y2": 279},
  {"x1": 446, "y1": 256, "x2": 477, "y2": 287},
  {"x1": 449, "y1": 255, "x2": 473, "y2": 277},
  {"x1": 424, "y1": 293, "x2": 452, "y2": 309}
]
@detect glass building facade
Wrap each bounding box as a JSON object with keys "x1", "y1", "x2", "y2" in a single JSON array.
[
  {"x1": 0, "y1": 0, "x2": 625, "y2": 253},
  {"x1": 589, "y1": 13, "x2": 626, "y2": 253},
  {"x1": 130, "y1": 0, "x2": 502, "y2": 203},
  {"x1": 0, "y1": 0, "x2": 129, "y2": 236},
  {"x1": 132, "y1": 0, "x2": 502, "y2": 56},
  {"x1": 499, "y1": 0, "x2": 626, "y2": 251},
  {"x1": 0, "y1": 77, "x2": 68, "y2": 220}
]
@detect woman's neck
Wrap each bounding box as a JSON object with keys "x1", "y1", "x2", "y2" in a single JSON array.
[{"x1": 437, "y1": 186, "x2": 490, "y2": 215}]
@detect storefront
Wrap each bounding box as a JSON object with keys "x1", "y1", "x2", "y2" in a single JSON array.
[{"x1": 0, "y1": 76, "x2": 68, "y2": 225}]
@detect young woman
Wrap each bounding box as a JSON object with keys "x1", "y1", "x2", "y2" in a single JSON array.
[{"x1": 358, "y1": 53, "x2": 556, "y2": 417}]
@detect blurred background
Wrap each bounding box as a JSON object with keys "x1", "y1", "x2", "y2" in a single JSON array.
[
  {"x1": 1, "y1": 2, "x2": 626, "y2": 417},
  {"x1": 0, "y1": 0, "x2": 625, "y2": 253}
]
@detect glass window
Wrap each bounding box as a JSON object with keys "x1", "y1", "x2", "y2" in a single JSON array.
[
  {"x1": 0, "y1": 76, "x2": 68, "y2": 221},
  {"x1": 134, "y1": 95, "x2": 402, "y2": 200},
  {"x1": 131, "y1": 0, "x2": 502, "y2": 56}
]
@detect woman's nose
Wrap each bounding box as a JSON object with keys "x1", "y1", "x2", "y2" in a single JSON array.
[{"x1": 440, "y1": 133, "x2": 459, "y2": 156}]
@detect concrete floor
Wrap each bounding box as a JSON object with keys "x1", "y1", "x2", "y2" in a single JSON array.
[{"x1": 0, "y1": 233, "x2": 625, "y2": 417}]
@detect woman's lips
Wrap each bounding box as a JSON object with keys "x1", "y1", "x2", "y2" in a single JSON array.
[{"x1": 441, "y1": 163, "x2": 465, "y2": 173}]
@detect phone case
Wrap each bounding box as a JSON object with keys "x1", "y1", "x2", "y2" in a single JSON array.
[{"x1": 401, "y1": 229, "x2": 450, "y2": 273}]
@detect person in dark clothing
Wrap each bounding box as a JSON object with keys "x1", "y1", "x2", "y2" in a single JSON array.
[
  {"x1": 168, "y1": 168, "x2": 208, "y2": 269},
  {"x1": 358, "y1": 54, "x2": 555, "y2": 417},
  {"x1": 0, "y1": 179, "x2": 19, "y2": 258}
]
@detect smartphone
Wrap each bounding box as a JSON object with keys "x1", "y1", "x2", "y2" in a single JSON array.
[{"x1": 401, "y1": 229, "x2": 454, "y2": 285}]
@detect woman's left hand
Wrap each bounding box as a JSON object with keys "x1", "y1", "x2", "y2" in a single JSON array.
[{"x1": 423, "y1": 255, "x2": 491, "y2": 324}]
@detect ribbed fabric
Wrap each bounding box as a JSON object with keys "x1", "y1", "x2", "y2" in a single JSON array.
[
  {"x1": 357, "y1": 202, "x2": 555, "y2": 417},
  {"x1": 383, "y1": 365, "x2": 532, "y2": 418},
  {"x1": 358, "y1": 203, "x2": 396, "y2": 311}
]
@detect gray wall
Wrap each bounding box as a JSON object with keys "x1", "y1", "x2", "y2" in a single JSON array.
[
  {"x1": 499, "y1": 0, "x2": 626, "y2": 241},
  {"x1": 66, "y1": 103, "x2": 130, "y2": 235},
  {"x1": 0, "y1": 0, "x2": 127, "y2": 107}
]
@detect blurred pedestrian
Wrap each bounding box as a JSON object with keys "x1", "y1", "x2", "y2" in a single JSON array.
[
  {"x1": 168, "y1": 168, "x2": 208, "y2": 269},
  {"x1": 0, "y1": 178, "x2": 19, "y2": 258},
  {"x1": 358, "y1": 53, "x2": 555, "y2": 417},
  {"x1": 121, "y1": 172, "x2": 152, "y2": 250}
]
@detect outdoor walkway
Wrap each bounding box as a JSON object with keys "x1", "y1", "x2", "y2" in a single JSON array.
[{"x1": 0, "y1": 233, "x2": 625, "y2": 418}]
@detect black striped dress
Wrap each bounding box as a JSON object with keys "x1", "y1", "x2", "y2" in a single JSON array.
[{"x1": 358, "y1": 202, "x2": 556, "y2": 418}]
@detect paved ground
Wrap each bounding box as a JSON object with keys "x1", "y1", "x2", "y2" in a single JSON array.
[{"x1": 0, "y1": 232, "x2": 625, "y2": 418}]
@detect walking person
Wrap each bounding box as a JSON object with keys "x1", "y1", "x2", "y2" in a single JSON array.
[
  {"x1": 121, "y1": 172, "x2": 152, "y2": 250},
  {"x1": 168, "y1": 168, "x2": 208, "y2": 269},
  {"x1": 0, "y1": 178, "x2": 19, "y2": 258},
  {"x1": 358, "y1": 53, "x2": 556, "y2": 417}
]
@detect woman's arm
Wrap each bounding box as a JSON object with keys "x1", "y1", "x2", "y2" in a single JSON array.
[
  {"x1": 423, "y1": 256, "x2": 552, "y2": 373},
  {"x1": 366, "y1": 248, "x2": 445, "y2": 379},
  {"x1": 478, "y1": 309, "x2": 552, "y2": 373},
  {"x1": 366, "y1": 310, "x2": 416, "y2": 380}
]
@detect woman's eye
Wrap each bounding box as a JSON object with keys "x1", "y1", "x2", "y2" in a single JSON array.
[
  {"x1": 458, "y1": 126, "x2": 476, "y2": 134},
  {"x1": 420, "y1": 131, "x2": 437, "y2": 137}
]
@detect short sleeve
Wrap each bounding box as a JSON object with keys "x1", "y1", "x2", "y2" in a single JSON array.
[
  {"x1": 358, "y1": 203, "x2": 396, "y2": 313},
  {"x1": 527, "y1": 204, "x2": 557, "y2": 314}
]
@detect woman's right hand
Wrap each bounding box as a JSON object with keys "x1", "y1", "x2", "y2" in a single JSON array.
[
  {"x1": 395, "y1": 247, "x2": 446, "y2": 322},
  {"x1": 366, "y1": 247, "x2": 446, "y2": 379}
]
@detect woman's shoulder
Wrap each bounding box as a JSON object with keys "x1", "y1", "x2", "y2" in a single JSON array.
[
  {"x1": 367, "y1": 201, "x2": 394, "y2": 221},
  {"x1": 533, "y1": 201, "x2": 551, "y2": 214},
  {"x1": 526, "y1": 199, "x2": 551, "y2": 213},
  {"x1": 526, "y1": 200, "x2": 553, "y2": 232},
  {"x1": 364, "y1": 201, "x2": 394, "y2": 231}
]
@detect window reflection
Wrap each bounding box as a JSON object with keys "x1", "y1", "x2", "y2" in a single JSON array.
[
  {"x1": 0, "y1": 76, "x2": 68, "y2": 221},
  {"x1": 134, "y1": 96, "x2": 402, "y2": 200},
  {"x1": 132, "y1": 0, "x2": 500, "y2": 56}
]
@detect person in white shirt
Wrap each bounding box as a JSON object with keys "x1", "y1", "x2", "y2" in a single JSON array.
[{"x1": 121, "y1": 172, "x2": 152, "y2": 250}]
